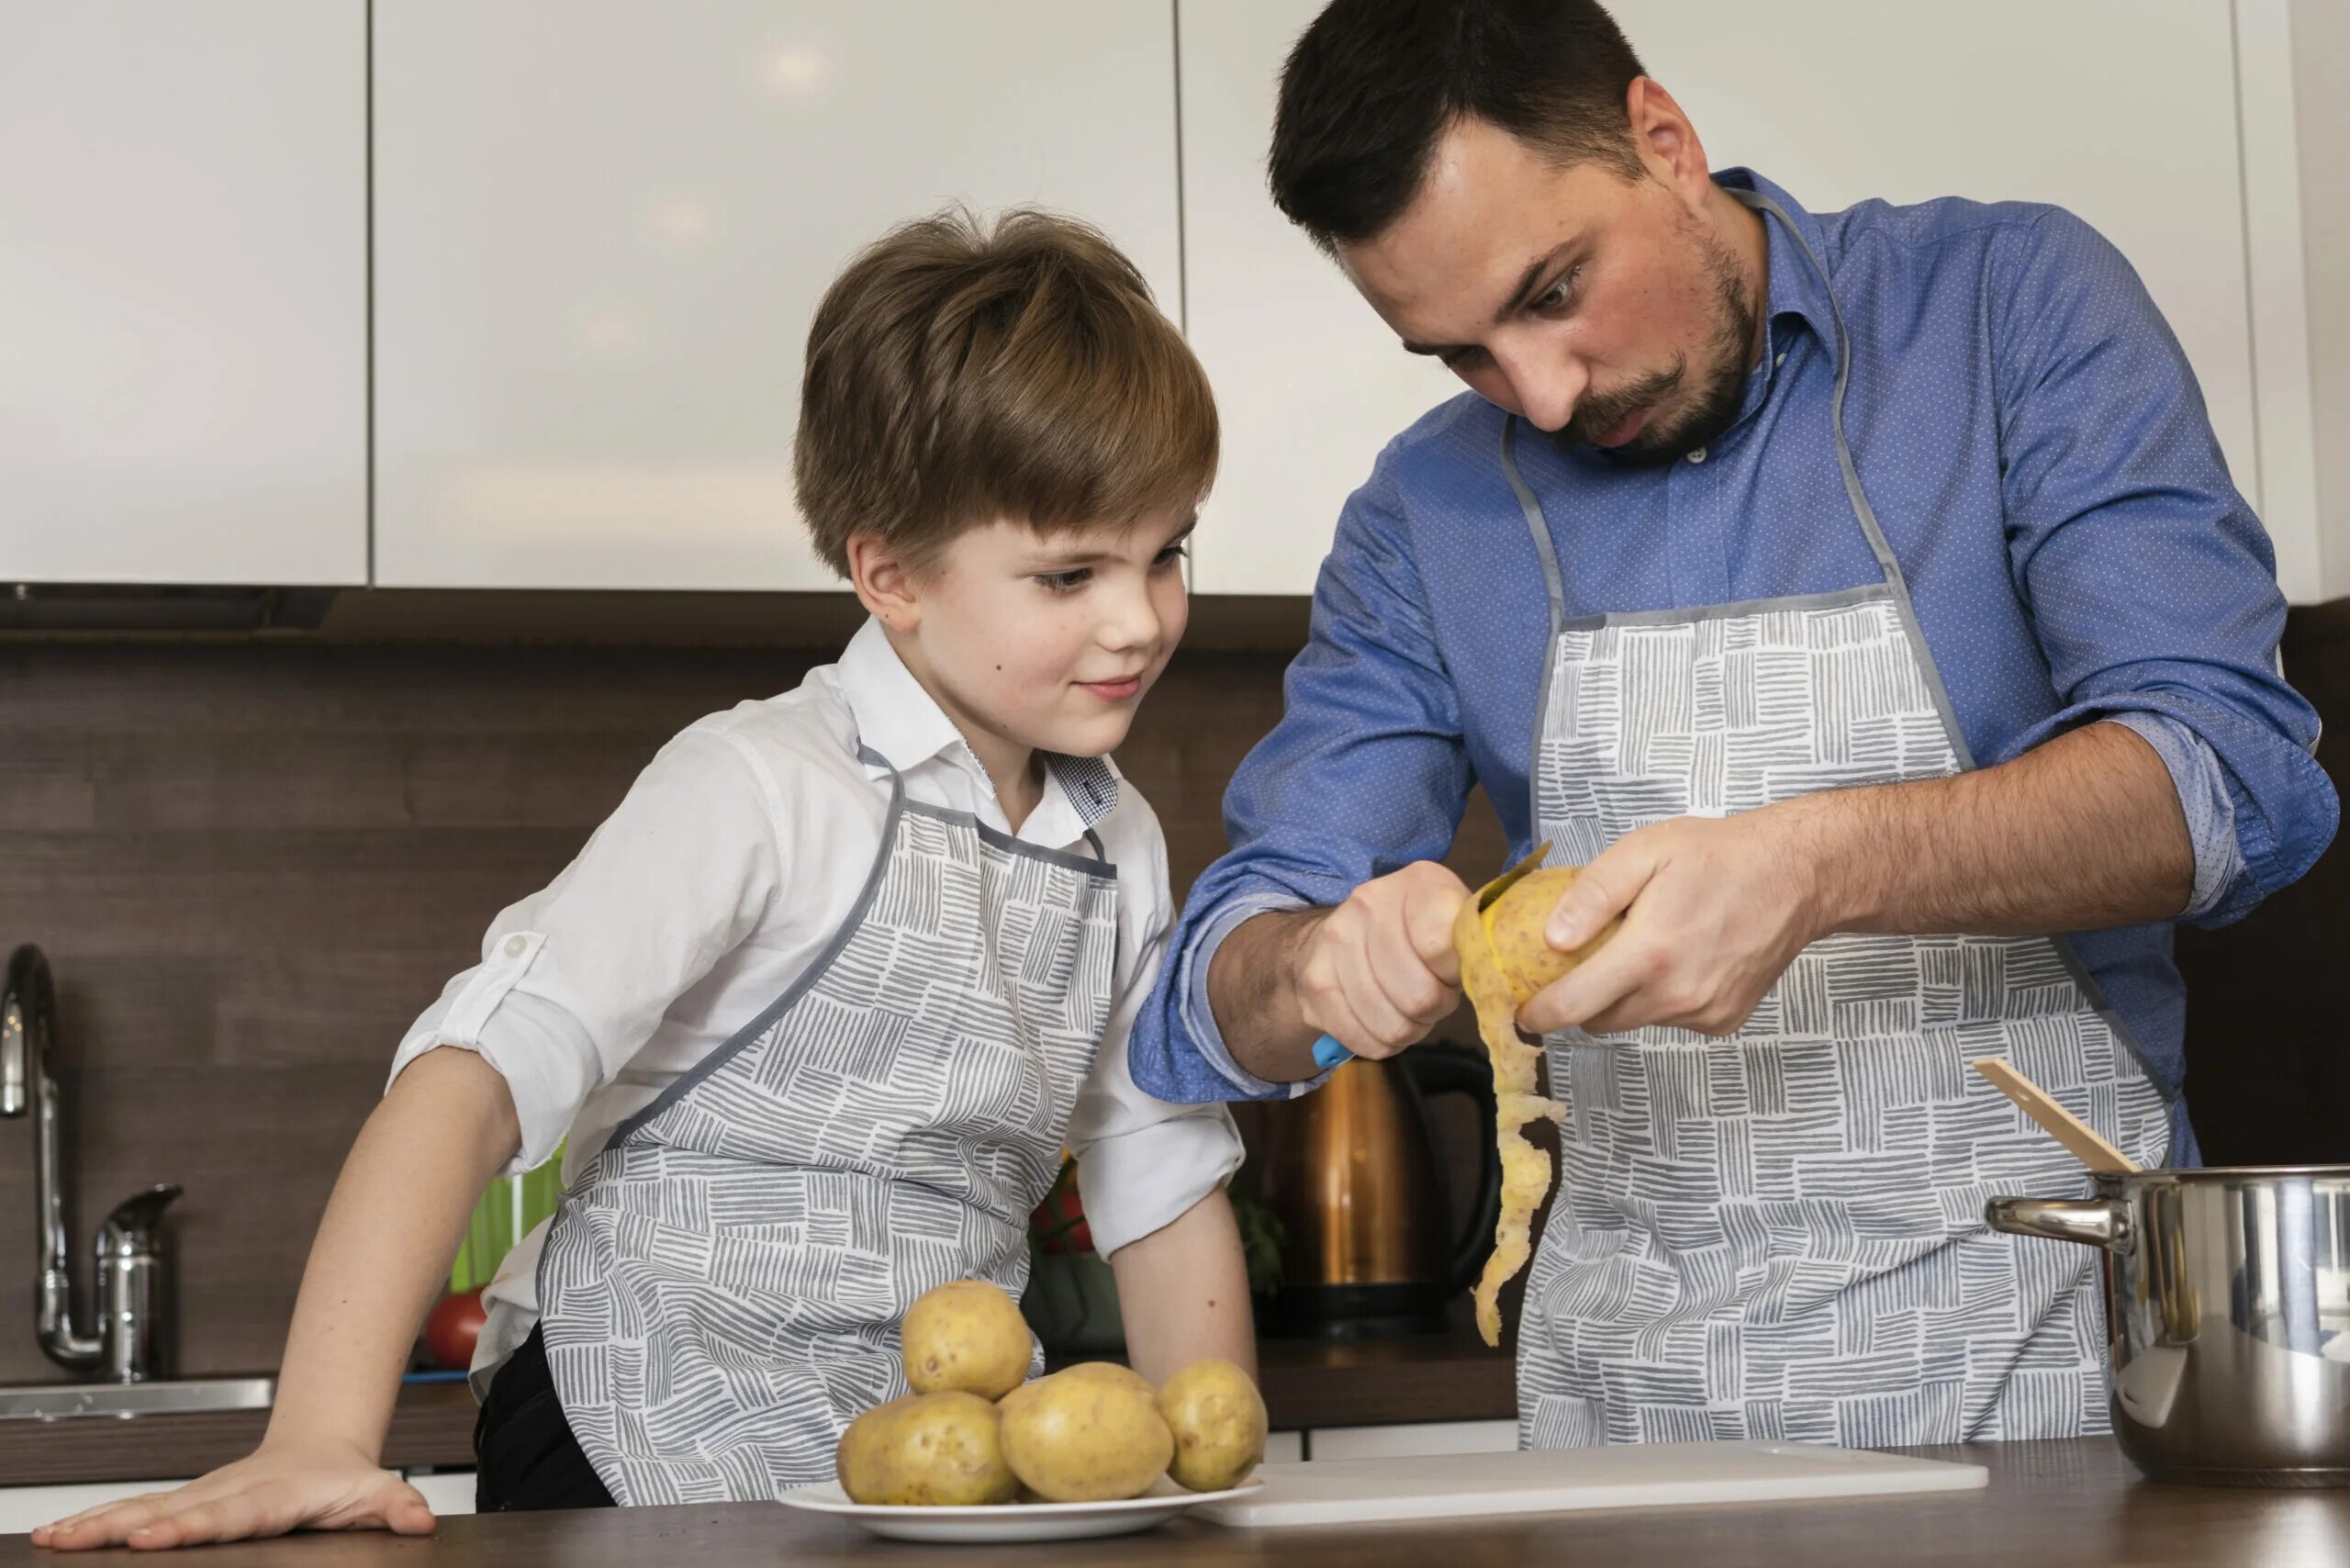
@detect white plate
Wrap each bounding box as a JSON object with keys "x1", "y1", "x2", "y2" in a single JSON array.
[{"x1": 777, "y1": 1477, "x2": 1263, "y2": 1543}]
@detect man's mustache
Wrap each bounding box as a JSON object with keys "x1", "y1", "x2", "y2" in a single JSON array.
[{"x1": 1561, "y1": 358, "x2": 1686, "y2": 445}]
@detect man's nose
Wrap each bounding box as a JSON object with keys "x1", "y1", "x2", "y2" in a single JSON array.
[{"x1": 1499, "y1": 346, "x2": 1587, "y2": 436}]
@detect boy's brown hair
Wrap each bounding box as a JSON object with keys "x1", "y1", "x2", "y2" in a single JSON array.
[{"x1": 793, "y1": 208, "x2": 1217, "y2": 578}]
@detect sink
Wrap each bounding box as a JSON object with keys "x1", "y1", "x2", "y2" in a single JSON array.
[{"x1": 0, "y1": 1377, "x2": 274, "y2": 1420}]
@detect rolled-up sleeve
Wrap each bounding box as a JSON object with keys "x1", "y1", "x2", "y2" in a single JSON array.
[
  {"x1": 386, "y1": 725, "x2": 783, "y2": 1170},
  {"x1": 1069, "y1": 836, "x2": 1244, "y2": 1255},
  {"x1": 1993, "y1": 207, "x2": 2336, "y2": 927},
  {"x1": 1131, "y1": 455, "x2": 1475, "y2": 1103}
]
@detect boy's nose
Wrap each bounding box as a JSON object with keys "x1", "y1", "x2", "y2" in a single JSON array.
[{"x1": 1098, "y1": 585, "x2": 1163, "y2": 652}]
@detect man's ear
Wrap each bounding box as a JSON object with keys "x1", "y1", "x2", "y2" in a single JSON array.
[
  {"x1": 845, "y1": 532, "x2": 923, "y2": 631},
  {"x1": 1625, "y1": 77, "x2": 1711, "y2": 209}
]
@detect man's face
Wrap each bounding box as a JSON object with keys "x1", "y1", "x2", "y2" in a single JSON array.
[{"x1": 1338, "y1": 116, "x2": 1757, "y2": 465}]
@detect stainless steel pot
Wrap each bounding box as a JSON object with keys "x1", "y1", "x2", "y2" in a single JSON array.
[{"x1": 1986, "y1": 1166, "x2": 2350, "y2": 1486}]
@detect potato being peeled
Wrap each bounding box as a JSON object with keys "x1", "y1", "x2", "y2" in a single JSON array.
[
  {"x1": 1480, "y1": 867, "x2": 1619, "y2": 1002},
  {"x1": 998, "y1": 1365, "x2": 1173, "y2": 1502},
  {"x1": 835, "y1": 1391, "x2": 1017, "y2": 1506},
  {"x1": 1157, "y1": 1361, "x2": 1267, "y2": 1492},
  {"x1": 1457, "y1": 859, "x2": 1621, "y2": 1350},
  {"x1": 901, "y1": 1279, "x2": 1031, "y2": 1400}
]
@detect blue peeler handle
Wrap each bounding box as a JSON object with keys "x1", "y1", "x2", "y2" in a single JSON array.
[{"x1": 1310, "y1": 1034, "x2": 1353, "y2": 1070}]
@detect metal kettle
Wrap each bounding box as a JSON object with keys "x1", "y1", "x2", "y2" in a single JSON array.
[{"x1": 1256, "y1": 1042, "x2": 1501, "y2": 1338}]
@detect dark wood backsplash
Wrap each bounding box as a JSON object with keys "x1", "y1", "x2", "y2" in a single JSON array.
[{"x1": 0, "y1": 602, "x2": 2338, "y2": 1383}]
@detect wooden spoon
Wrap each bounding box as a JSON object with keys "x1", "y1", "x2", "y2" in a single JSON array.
[{"x1": 1970, "y1": 1057, "x2": 2141, "y2": 1174}]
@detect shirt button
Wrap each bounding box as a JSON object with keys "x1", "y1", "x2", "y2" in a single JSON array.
[
  {"x1": 1775, "y1": 352, "x2": 1786, "y2": 367},
  {"x1": 503, "y1": 935, "x2": 528, "y2": 958},
  {"x1": 1687, "y1": 447, "x2": 1707, "y2": 465}
]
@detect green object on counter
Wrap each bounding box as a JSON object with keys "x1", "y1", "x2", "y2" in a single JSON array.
[
  {"x1": 1021, "y1": 1251, "x2": 1125, "y2": 1354},
  {"x1": 449, "y1": 1143, "x2": 565, "y2": 1294}
]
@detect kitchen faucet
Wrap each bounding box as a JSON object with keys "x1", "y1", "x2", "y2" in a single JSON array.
[{"x1": 0, "y1": 944, "x2": 178, "y2": 1382}]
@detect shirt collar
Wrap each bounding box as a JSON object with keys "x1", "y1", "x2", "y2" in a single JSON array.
[
  {"x1": 833, "y1": 617, "x2": 1125, "y2": 832},
  {"x1": 1713, "y1": 167, "x2": 1839, "y2": 354}
]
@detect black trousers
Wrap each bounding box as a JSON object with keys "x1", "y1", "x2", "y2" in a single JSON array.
[{"x1": 473, "y1": 1323, "x2": 617, "y2": 1512}]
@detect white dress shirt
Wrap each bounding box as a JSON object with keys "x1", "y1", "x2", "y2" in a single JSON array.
[{"x1": 387, "y1": 617, "x2": 1242, "y2": 1389}]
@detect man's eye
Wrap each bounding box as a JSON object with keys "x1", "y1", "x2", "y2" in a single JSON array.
[
  {"x1": 1534, "y1": 265, "x2": 1583, "y2": 313},
  {"x1": 1035, "y1": 568, "x2": 1091, "y2": 592}
]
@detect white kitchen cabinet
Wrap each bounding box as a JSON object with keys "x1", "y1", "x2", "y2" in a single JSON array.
[
  {"x1": 0, "y1": 2, "x2": 367, "y2": 587},
  {"x1": 1177, "y1": 3, "x2": 1461, "y2": 597},
  {"x1": 0, "y1": 1479, "x2": 194, "y2": 1538},
  {"x1": 402, "y1": 1469, "x2": 478, "y2": 1518},
  {"x1": 1180, "y1": 0, "x2": 2280, "y2": 597},
  {"x1": 372, "y1": 1, "x2": 1184, "y2": 591},
  {"x1": 1307, "y1": 1419, "x2": 1517, "y2": 1462}
]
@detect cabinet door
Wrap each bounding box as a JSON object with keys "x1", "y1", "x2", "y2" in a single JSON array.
[
  {"x1": 1179, "y1": 1, "x2": 1460, "y2": 596},
  {"x1": 374, "y1": 1, "x2": 1182, "y2": 591},
  {"x1": 1609, "y1": 0, "x2": 2255, "y2": 510},
  {"x1": 0, "y1": 2, "x2": 366, "y2": 586},
  {"x1": 1180, "y1": 0, "x2": 2257, "y2": 596},
  {"x1": 0, "y1": 1480, "x2": 195, "y2": 1538},
  {"x1": 1307, "y1": 1420, "x2": 1517, "y2": 1462}
]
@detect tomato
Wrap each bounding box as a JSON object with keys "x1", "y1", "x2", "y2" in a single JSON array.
[
  {"x1": 1028, "y1": 1173, "x2": 1093, "y2": 1256},
  {"x1": 422, "y1": 1289, "x2": 487, "y2": 1372}
]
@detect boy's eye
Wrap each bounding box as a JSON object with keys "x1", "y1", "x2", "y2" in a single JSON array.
[
  {"x1": 1035, "y1": 568, "x2": 1091, "y2": 593},
  {"x1": 1152, "y1": 543, "x2": 1190, "y2": 569}
]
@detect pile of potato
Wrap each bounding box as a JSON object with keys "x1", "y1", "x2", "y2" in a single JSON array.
[{"x1": 835, "y1": 1280, "x2": 1267, "y2": 1506}]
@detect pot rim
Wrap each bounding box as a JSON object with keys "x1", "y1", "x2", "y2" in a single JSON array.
[{"x1": 2101, "y1": 1163, "x2": 2350, "y2": 1180}]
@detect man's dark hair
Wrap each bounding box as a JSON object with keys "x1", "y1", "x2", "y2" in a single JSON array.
[{"x1": 1270, "y1": 0, "x2": 1647, "y2": 252}]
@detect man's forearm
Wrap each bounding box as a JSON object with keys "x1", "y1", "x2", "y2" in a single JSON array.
[
  {"x1": 1801, "y1": 720, "x2": 2195, "y2": 936},
  {"x1": 1204, "y1": 908, "x2": 1329, "y2": 1084}
]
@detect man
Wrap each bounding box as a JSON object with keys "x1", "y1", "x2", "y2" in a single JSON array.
[{"x1": 1134, "y1": 0, "x2": 2336, "y2": 1447}]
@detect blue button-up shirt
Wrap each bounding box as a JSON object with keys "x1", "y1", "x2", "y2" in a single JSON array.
[{"x1": 1134, "y1": 170, "x2": 2336, "y2": 1142}]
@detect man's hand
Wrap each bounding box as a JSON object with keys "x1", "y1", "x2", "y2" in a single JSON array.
[
  {"x1": 31, "y1": 1440, "x2": 436, "y2": 1551},
  {"x1": 1520, "y1": 810, "x2": 1829, "y2": 1036},
  {"x1": 1294, "y1": 861, "x2": 1473, "y2": 1058},
  {"x1": 1516, "y1": 721, "x2": 2197, "y2": 1037},
  {"x1": 1212, "y1": 861, "x2": 1476, "y2": 1078}
]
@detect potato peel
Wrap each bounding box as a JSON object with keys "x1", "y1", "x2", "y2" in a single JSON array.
[{"x1": 1454, "y1": 866, "x2": 1617, "y2": 1348}]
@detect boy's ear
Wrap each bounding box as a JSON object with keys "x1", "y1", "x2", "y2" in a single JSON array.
[{"x1": 845, "y1": 532, "x2": 923, "y2": 631}]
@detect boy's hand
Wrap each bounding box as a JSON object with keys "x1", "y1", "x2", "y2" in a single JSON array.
[
  {"x1": 30, "y1": 1439, "x2": 436, "y2": 1551},
  {"x1": 1292, "y1": 859, "x2": 1472, "y2": 1059}
]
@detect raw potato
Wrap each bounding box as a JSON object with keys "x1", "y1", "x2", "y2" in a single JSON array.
[
  {"x1": 1457, "y1": 866, "x2": 1619, "y2": 1348},
  {"x1": 998, "y1": 1364, "x2": 1174, "y2": 1502},
  {"x1": 835, "y1": 1391, "x2": 1018, "y2": 1506},
  {"x1": 901, "y1": 1279, "x2": 1031, "y2": 1400},
  {"x1": 1157, "y1": 1361, "x2": 1268, "y2": 1492}
]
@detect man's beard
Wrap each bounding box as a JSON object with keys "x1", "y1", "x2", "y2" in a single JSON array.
[{"x1": 1550, "y1": 228, "x2": 1759, "y2": 468}]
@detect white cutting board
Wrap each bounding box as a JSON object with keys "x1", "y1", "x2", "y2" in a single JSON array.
[{"x1": 1196, "y1": 1441, "x2": 1986, "y2": 1529}]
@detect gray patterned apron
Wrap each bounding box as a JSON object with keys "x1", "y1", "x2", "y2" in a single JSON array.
[
  {"x1": 1505, "y1": 190, "x2": 2173, "y2": 1450},
  {"x1": 536, "y1": 746, "x2": 1117, "y2": 1503}
]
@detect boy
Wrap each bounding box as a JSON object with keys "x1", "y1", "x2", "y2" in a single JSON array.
[{"x1": 39, "y1": 209, "x2": 1248, "y2": 1549}]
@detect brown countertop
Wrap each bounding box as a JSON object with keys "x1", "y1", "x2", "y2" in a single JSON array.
[
  {"x1": 0, "y1": 1327, "x2": 1516, "y2": 1487},
  {"x1": 6, "y1": 1439, "x2": 2344, "y2": 1565}
]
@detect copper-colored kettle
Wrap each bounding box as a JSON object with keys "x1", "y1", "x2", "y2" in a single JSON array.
[{"x1": 1256, "y1": 1043, "x2": 1501, "y2": 1338}]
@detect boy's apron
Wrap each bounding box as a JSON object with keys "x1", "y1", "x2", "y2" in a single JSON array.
[
  {"x1": 536, "y1": 748, "x2": 1117, "y2": 1504},
  {"x1": 1504, "y1": 189, "x2": 2174, "y2": 1450}
]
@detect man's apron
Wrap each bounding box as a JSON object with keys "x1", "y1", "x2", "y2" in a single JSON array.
[
  {"x1": 535, "y1": 748, "x2": 1118, "y2": 1503},
  {"x1": 1505, "y1": 190, "x2": 2174, "y2": 1449}
]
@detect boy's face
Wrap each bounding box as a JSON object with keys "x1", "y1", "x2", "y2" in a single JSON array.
[{"x1": 884, "y1": 502, "x2": 1194, "y2": 770}]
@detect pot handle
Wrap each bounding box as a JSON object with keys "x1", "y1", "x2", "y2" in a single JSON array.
[{"x1": 1984, "y1": 1195, "x2": 2132, "y2": 1249}]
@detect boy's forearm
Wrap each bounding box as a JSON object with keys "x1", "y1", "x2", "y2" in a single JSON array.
[
  {"x1": 1106, "y1": 1188, "x2": 1257, "y2": 1385},
  {"x1": 263, "y1": 1047, "x2": 521, "y2": 1457}
]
